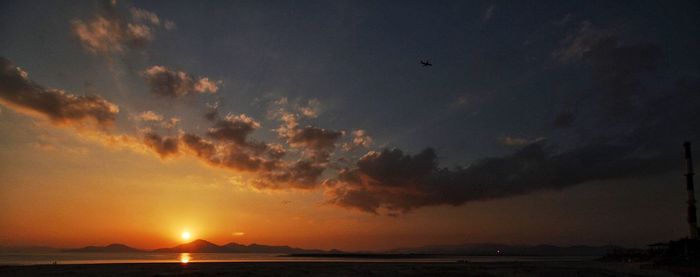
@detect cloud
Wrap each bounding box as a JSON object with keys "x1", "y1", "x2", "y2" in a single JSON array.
[
  {"x1": 272, "y1": 108, "x2": 343, "y2": 162},
  {"x1": 72, "y1": 17, "x2": 132, "y2": 54},
  {"x1": 343, "y1": 129, "x2": 373, "y2": 151},
  {"x1": 134, "y1": 110, "x2": 163, "y2": 122},
  {"x1": 131, "y1": 110, "x2": 180, "y2": 129},
  {"x1": 327, "y1": 142, "x2": 675, "y2": 214},
  {"x1": 194, "y1": 78, "x2": 220, "y2": 94},
  {"x1": 0, "y1": 57, "x2": 119, "y2": 127},
  {"x1": 130, "y1": 7, "x2": 160, "y2": 26},
  {"x1": 206, "y1": 114, "x2": 260, "y2": 145},
  {"x1": 298, "y1": 98, "x2": 320, "y2": 118},
  {"x1": 287, "y1": 126, "x2": 344, "y2": 153},
  {"x1": 499, "y1": 135, "x2": 544, "y2": 146},
  {"x1": 143, "y1": 132, "x2": 179, "y2": 158},
  {"x1": 71, "y1": 2, "x2": 173, "y2": 55},
  {"x1": 164, "y1": 20, "x2": 177, "y2": 30},
  {"x1": 181, "y1": 131, "x2": 284, "y2": 176},
  {"x1": 142, "y1": 66, "x2": 219, "y2": 97}
]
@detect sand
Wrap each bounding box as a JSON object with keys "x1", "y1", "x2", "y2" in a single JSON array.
[{"x1": 0, "y1": 261, "x2": 687, "y2": 276}]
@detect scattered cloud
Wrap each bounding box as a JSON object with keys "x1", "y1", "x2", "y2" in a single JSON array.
[
  {"x1": 164, "y1": 20, "x2": 177, "y2": 30},
  {"x1": 499, "y1": 135, "x2": 544, "y2": 146},
  {"x1": 343, "y1": 129, "x2": 373, "y2": 151},
  {"x1": 298, "y1": 98, "x2": 320, "y2": 118},
  {"x1": 207, "y1": 114, "x2": 261, "y2": 146},
  {"x1": 142, "y1": 66, "x2": 220, "y2": 97},
  {"x1": 71, "y1": 2, "x2": 173, "y2": 55},
  {"x1": 0, "y1": 57, "x2": 119, "y2": 127},
  {"x1": 194, "y1": 78, "x2": 220, "y2": 94},
  {"x1": 143, "y1": 132, "x2": 179, "y2": 158},
  {"x1": 134, "y1": 110, "x2": 163, "y2": 122},
  {"x1": 129, "y1": 7, "x2": 160, "y2": 26}
]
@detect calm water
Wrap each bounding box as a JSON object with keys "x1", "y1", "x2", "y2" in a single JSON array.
[{"x1": 0, "y1": 252, "x2": 594, "y2": 265}]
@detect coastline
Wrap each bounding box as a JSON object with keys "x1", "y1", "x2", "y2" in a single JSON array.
[{"x1": 0, "y1": 261, "x2": 681, "y2": 277}]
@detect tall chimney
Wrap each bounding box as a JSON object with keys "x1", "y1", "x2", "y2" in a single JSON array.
[{"x1": 684, "y1": 142, "x2": 699, "y2": 239}]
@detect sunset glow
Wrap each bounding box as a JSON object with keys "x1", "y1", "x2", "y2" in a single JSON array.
[
  {"x1": 1, "y1": 0, "x2": 699, "y2": 255},
  {"x1": 180, "y1": 253, "x2": 191, "y2": 264},
  {"x1": 181, "y1": 232, "x2": 191, "y2": 241}
]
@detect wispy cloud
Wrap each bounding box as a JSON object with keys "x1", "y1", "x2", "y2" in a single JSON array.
[{"x1": 71, "y1": 1, "x2": 173, "y2": 55}]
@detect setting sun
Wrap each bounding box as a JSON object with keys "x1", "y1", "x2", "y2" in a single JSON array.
[
  {"x1": 181, "y1": 231, "x2": 191, "y2": 241},
  {"x1": 179, "y1": 253, "x2": 191, "y2": 264},
  {"x1": 3, "y1": 0, "x2": 700, "y2": 275}
]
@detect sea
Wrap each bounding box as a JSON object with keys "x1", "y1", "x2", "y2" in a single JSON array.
[{"x1": 0, "y1": 252, "x2": 594, "y2": 265}]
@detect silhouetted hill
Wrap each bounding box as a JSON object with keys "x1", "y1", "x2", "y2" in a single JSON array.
[
  {"x1": 152, "y1": 239, "x2": 221, "y2": 253},
  {"x1": 64, "y1": 243, "x2": 144, "y2": 253},
  {"x1": 388, "y1": 243, "x2": 615, "y2": 256},
  {"x1": 153, "y1": 239, "x2": 328, "y2": 254},
  {"x1": 224, "y1": 242, "x2": 325, "y2": 254}
]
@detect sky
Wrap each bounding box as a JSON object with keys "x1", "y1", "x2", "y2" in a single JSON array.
[{"x1": 1, "y1": 0, "x2": 699, "y2": 251}]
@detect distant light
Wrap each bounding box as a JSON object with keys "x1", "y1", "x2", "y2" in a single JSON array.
[
  {"x1": 181, "y1": 231, "x2": 191, "y2": 241},
  {"x1": 180, "y1": 253, "x2": 191, "y2": 264}
]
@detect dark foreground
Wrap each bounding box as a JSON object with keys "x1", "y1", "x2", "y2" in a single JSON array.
[
  {"x1": 0, "y1": 261, "x2": 688, "y2": 277},
  {"x1": 0, "y1": 262, "x2": 688, "y2": 276}
]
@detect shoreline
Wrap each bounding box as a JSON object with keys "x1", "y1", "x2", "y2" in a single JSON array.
[{"x1": 0, "y1": 261, "x2": 682, "y2": 277}]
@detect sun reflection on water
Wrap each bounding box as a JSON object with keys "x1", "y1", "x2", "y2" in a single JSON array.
[{"x1": 180, "y1": 253, "x2": 191, "y2": 264}]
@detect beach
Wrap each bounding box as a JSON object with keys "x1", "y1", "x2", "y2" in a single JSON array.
[{"x1": 0, "y1": 261, "x2": 684, "y2": 277}]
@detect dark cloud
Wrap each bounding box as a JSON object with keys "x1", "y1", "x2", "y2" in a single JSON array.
[
  {"x1": 181, "y1": 132, "x2": 265, "y2": 171},
  {"x1": 256, "y1": 160, "x2": 326, "y2": 189},
  {"x1": 206, "y1": 114, "x2": 260, "y2": 145},
  {"x1": 181, "y1": 133, "x2": 217, "y2": 161},
  {"x1": 327, "y1": 141, "x2": 675, "y2": 214},
  {"x1": 288, "y1": 126, "x2": 343, "y2": 152},
  {"x1": 142, "y1": 66, "x2": 219, "y2": 97},
  {"x1": 323, "y1": 22, "x2": 699, "y2": 215},
  {"x1": 204, "y1": 108, "x2": 218, "y2": 121},
  {"x1": 0, "y1": 57, "x2": 119, "y2": 126},
  {"x1": 143, "y1": 132, "x2": 179, "y2": 158}
]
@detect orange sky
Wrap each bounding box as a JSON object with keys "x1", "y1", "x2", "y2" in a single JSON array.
[
  {"x1": 1, "y1": 0, "x2": 696, "y2": 252},
  {"x1": 0, "y1": 110, "x2": 686, "y2": 250}
]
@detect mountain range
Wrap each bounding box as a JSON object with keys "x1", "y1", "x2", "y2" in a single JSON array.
[
  {"x1": 5, "y1": 240, "x2": 617, "y2": 256},
  {"x1": 65, "y1": 239, "x2": 331, "y2": 254}
]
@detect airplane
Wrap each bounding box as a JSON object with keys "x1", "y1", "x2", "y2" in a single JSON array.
[{"x1": 420, "y1": 60, "x2": 432, "y2": 67}]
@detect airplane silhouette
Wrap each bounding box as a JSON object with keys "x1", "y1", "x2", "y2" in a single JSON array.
[{"x1": 420, "y1": 60, "x2": 432, "y2": 67}]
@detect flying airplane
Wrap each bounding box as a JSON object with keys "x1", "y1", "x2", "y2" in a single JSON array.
[{"x1": 420, "y1": 60, "x2": 432, "y2": 67}]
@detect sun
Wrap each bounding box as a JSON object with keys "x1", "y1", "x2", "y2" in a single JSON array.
[{"x1": 181, "y1": 231, "x2": 191, "y2": 241}]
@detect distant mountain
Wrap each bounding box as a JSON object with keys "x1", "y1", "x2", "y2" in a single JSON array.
[
  {"x1": 64, "y1": 243, "x2": 145, "y2": 253},
  {"x1": 152, "y1": 239, "x2": 328, "y2": 254},
  {"x1": 0, "y1": 246, "x2": 60, "y2": 253},
  {"x1": 152, "y1": 239, "x2": 221, "y2": 253},
  {"x1": 388, "y1": 243, "x2": 616, "y2": 256}
]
